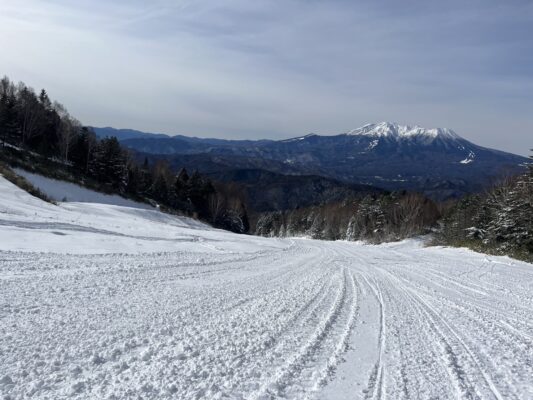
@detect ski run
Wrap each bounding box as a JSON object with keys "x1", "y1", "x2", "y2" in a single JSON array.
[{"x1": 0, "y1": 175, "x2": 532, "y2": 400}]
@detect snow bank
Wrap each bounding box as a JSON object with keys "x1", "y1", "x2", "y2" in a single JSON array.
[
  {"x1": 0, "y1": 175, "x2": 285, "y2": 254},
  {"x1": 13, "y1": 167, "x2": 153, "y2": 209}
]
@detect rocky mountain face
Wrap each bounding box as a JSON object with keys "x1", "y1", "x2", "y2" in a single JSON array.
[{"x1": 94, "y1": 122, "x2": 528, "y2": 200}]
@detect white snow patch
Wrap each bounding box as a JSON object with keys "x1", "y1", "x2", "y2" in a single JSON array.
[
  {"x1": 460, "y1": 150, "x2": 476, "y2": 164},
  {"x1": 366, "y1": 139, "x2": 379, "y2": 150},
  {"x1": 14, "y1": 168, "x2": 153, "y2": 209},
  {"x1": 282, "y1": 133, "x2": 317, "y2": 142}
]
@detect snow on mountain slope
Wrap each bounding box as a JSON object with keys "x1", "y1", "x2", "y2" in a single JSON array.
[
  {"x1": 347, "y1": 122, "x2": 461, "y2": 140},
  {"x1": 1, "y1": 176, "x2": 532, "y2": 399}
]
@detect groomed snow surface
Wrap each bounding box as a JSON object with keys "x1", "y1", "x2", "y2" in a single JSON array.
[{"x1": 1, "y1": 175, "x2": 532, "y2": 399}]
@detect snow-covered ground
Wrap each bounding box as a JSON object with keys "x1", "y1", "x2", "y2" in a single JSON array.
[
  {"x1": 14, "y1": 168, "x2": 154, "y2": 209},
  {"x1": 1, "y1": 175, "x2": 532, "y2": 399}
]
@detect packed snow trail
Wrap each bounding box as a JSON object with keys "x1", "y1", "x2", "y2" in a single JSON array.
[{"x1": 0, "y1": 176, "x2": 532, "y2": 399}]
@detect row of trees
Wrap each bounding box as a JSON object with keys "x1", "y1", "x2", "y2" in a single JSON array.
[
  {"x1": 255, "y1": 163, "x2": 532, "y2": 261},
  {"x1": 255, "y1": 192, "x2": 440, "y2": 243},
  {"x1": 0, "y1": 76, "x2": 249, "y2": 233},
  {"x1": 0, "y1": 76, "x2": 81, "y2": 159},
  {"x1": 436, "y1": 155, "x2": 532, "y2": 261}
]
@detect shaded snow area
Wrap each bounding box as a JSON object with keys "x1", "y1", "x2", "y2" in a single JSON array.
[
  {"x1": 14, "y1": 168, "x2": 153, "y2": 210},
  {"x1": 1, "y1": 177, "x2": 532, "y2": 399}
]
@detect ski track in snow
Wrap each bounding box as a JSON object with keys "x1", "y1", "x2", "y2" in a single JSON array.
[{"x1": 0, "y1": 177, "x2": 532, "y2": 399}]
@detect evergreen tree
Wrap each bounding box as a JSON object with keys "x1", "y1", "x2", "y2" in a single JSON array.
[
  {"x1": 38, "y1": 89, "x2": 52, "y2": 111},
  {"x1": 150, "y1": 161, "x2": 172, "y2": 203},
  {"x1": 187, "y1": 171, "x2": 215, "y2": 218},
  {"x1": 16, "y1": 84, "x2": 41, "y2": 146},
  {"x1": 0, "y1": 93, "x2": 18, "y2": 145},
  {"x1": 89, "y1": 137, "x2": 127, "y2": 190},
  {"x1": 138, "y1": 157, "x2": 152, "y2": 195},
  {"x1": 174, "y1": 168, "x2": 189, "y2": 202},
  {"x1": 70, "y1": 127, "x2": 97, "y2": 173},
  {"x1": 152, "y1": 173, "x2": 169, "y2": 203}
]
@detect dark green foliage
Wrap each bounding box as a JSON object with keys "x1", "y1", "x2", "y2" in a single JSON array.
[
  {"x1": 187, "y1": 171, "x2": 215, "y2": 218},
  {"x1": 0, "y1": 86, "x2": 19, "y2": 145},
  {"x1": 89, "y1": 137, "x2": 127, "y2": 191},
  {"x1": 70, "y1": 127, "x2": 97, "y2": 173}
]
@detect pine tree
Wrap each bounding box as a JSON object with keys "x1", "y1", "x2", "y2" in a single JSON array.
[
  {"x1": 0, "y1": 93, "x2": 18, "y2": 145},
  {"x1": 139, "y1": 157, "x2": 152, "y2": 195},
  {"x1": 187, "y1": 171, "x2": 215, "y2": 218},
  {"x1": 89, "y1": 137, "x2": 127, "y2": 190},
  {"x1": 174, "y1": 168, "x2": 189, "y2": 202},
  {"x1": 17, "y1": 84, "x2": 41, "y2": 146},
  {"x1": 152, "y1": 173, "x2": 169, "y2": 203},
  {"x1": 38, "y1": 89, "x2": 52, "y2": 111},
  {"x1": 70, "y1": 127, "x2": 97, "y2": 173}
]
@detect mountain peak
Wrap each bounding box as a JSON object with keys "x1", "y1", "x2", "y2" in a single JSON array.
[{"x1": 347, "y1": 122, "x2": 460, "y2": 140}]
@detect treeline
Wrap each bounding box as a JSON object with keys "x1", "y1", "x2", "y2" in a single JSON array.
[
  {"x1": 0, "y1": 76, "x2": 248, "y2": 232},
  {"x1": 254, "y1": 162, "x2": 532, "y2": 261},
  {"x1": 435, "y1": 157, "x2": 532, "y2": 261},
  {"x1": 254, "y1": 192, "x2": 440, "y2": 243}
]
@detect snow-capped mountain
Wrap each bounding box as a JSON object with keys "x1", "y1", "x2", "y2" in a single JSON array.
[
  {"x1": 93, "y1": 123, "x2": 528, "y2": 199},
  {"x1": 343, "y1": 122, "x2": 481, "y2": 164},
  {"x1": 347, "y1": 122, "x2": 460, "y2": 140}
]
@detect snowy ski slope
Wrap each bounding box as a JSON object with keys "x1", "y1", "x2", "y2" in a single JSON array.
[
  {"x1": 0, "y1": 175, "x2": 532, "y2": 399},
  {"x1": 13, "y1": 168, "x2": 155, "y2": 209}
]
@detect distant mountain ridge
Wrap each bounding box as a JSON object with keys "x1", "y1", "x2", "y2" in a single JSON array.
[
  {"x1": 93, "y1": 127, "x2": 170, "y2": 141},
  {"x1": 92, "y1": 123, "x2": 528, "y2": 199}
]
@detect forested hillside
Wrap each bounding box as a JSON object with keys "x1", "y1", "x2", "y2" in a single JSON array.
[
  {"x1": 253, "y1": 168, "x2": 532, "y2": 261},
  {"x1": 435, "y1": 157, "x2": 533, "y2": 261},
  {"x1": 0, "y1": 76, "x2": 248, "y2": 232},
  {"x1": 254, "y1": 192, "x2": 440, "y2": 242}
]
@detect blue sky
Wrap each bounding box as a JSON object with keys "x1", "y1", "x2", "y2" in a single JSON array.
[{"x1": 1, "y1": 0, "x2": 532, "y2": 155}]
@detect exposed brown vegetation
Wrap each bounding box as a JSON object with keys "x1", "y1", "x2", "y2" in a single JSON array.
[{"x1": 254, "y1": 191, "x2": 440, "y2": 243}]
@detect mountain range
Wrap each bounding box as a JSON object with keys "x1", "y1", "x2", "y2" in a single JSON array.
[{"x1": 93, "y1": 122, "x2": 528, "y2": 200}]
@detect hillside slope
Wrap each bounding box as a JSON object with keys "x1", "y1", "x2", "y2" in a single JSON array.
[
  {"x1": 208, "y1": 169, "x2": 383, "y2": 212},
  {"x1": 0, "y1": 174, "x2": 266, "y2": 254}
]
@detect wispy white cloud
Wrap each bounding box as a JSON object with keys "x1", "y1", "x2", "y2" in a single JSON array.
[{"x1": 0, "y1": 0, "x2": 532, "y2": 154}]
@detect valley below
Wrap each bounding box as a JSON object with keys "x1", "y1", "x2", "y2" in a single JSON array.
[{"x1": 1, "y1": 175, "x2": 532, "y2": 399}]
